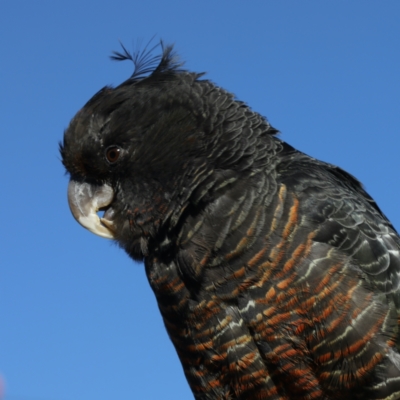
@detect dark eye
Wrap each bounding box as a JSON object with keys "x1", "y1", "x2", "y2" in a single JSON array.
[{"x1": 105, "y1": 146, "x2": 121, "y2": 164}]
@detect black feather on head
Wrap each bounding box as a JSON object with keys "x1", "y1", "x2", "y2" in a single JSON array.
[{"x1": 110, "y1": 38, "x2": 183, "y2": 82}]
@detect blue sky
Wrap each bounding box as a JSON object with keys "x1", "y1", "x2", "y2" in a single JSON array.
[{"x1": 1, "y1": 1, "x2": 400, "y2": 399}]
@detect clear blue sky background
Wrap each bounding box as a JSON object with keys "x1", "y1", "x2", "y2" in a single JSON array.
[{"x1": 1, "y1": 1, "x2": 400, "y2": 399}]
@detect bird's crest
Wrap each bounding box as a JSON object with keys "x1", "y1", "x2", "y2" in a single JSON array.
[{"x1": 110, "y1": 38, "x2": 183, "y2": 81}]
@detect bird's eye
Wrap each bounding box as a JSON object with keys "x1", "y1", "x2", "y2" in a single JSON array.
[{"x1": 105, "y1": 146, "x2": 121, "y2": 164}]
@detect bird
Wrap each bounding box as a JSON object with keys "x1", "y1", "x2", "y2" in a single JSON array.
[{"x1": 60, "y1": 41, "x2": 400, "y2": 399}]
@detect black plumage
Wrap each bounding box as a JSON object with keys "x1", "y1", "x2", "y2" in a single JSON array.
[{"x1": 60, "y1": 42, "x2": 400, "y2": 399}]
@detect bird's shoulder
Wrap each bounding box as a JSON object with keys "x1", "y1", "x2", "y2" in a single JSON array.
[{"x1": 275, "y1": 144, "x2": 400, "y2": 304}]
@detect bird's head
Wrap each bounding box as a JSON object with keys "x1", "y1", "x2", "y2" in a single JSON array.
[{"x1": 60, "y1": 41, "x2": 276, "y2": 261}]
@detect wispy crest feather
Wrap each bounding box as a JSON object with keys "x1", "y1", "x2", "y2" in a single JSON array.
[{"x1": 110, "y1": 39, "x2": 183, "y2": 81}]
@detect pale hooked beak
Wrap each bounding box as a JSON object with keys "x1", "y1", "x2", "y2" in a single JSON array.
[{"x1": 67, "y1": 180, "x2": 116, "y2": 239}]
